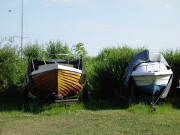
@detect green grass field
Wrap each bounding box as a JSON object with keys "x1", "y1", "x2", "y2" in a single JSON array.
[{"x1": 0, "y1": 98, "x2": 180, "y2": 135}]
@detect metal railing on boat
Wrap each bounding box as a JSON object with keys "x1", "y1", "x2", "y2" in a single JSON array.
[{"x1": 31, "y1": 54, "x2": 81, "y2": 71}]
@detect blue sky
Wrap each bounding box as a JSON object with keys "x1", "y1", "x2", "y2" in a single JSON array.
[{"x1": 0, "y1": 0, "x2": 180, "y2": 56}]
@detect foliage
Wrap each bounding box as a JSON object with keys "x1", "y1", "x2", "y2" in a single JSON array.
[
  {"x1": 72, "y1": 43, "x2": 87, "y2": 59},
  {"x1": 161, "y1": 49, "x2": 180, "y2": 97},
  {"x1": 85, "y1": 46, "x2": 144, "y2": 100},
  {"x1": 46, "y1": 40, "x2": 71, "y2": 59},
  {"x1": 23, "y1": 41, "x2": 46, "y2": 60},
  {"x1": 0, "y1": 37, "x2": 27, "y2": 92}
]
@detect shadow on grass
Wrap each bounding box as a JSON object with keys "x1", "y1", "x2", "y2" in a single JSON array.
[
  {"x1": 0, "y1": 88, "x2": 129, "y2": 113},
  {"x1": 83, "y1": 98, "x2": 129, "y2": 111},
  {"x1": 167, "y1": 97, "x2": 180, "y2": 109},
  {"x1": 0, "y1": 89, "x2": 48, "y2": 114},
  {"x1": 1, "y1": 89, "x2": 179, "y2": 114},
  {"x1": 83, "y1": 96, "x2": 180, "y2": 111}
]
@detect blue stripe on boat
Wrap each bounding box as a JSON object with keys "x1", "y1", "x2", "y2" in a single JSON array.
[{"x1": 136, "y1": 84, "x2": 166, "y2": 95}]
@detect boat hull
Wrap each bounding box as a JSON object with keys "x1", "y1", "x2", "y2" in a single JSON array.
[
  {"x1": 135, "y1": 84, "x2": 166, "y2": 94},
  {"x1": 131, "y1": 71, "x2": 172, "y2": 95},
  {"x1": 29, "y1": 68, "x2": 83, "y2": 99}
]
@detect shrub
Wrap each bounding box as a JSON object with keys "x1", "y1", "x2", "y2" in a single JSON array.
[
  {"x1": 0, "y1": 37, "x2": 27, "y2": 92},
  {"x1": 72, "y1": 43, "x2": 88, "y2": 59},
  {"x1": 46, "y1": 40, "x2": 71, "y2": 59},
  {"x1": 85, "y1": 46, "x2": 144, "y2": 100},
  {"x1": 23, "y1": 41, "x2": 46, "y2": 60},
  {"x1": 161, "y1": 49, "x2": 180, "y2": 97}
]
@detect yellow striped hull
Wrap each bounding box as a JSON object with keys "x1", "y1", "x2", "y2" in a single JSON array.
[{"x1": 29, "y1": 69, "x2": 83, "y2": 99}]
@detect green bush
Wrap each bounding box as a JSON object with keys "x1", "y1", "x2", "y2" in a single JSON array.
[
  {"x1": 162, "y1": 49, "x2": 180, "y2": 97},
  {"x1": 46, "y1": 40, "x2": 71, "y2": 59},
  {"x1": 85, "y1": 46, "x2": 144, "y2": 100},
  {"x1": 72, "y1": 43, "x2": 87, "y2": 59},
  {"x1": 0, "y1": 37, "x2": 27, "y2": 92},
  {"x1": 23, "y1": 41, "x2": 46, "y2": 60}
]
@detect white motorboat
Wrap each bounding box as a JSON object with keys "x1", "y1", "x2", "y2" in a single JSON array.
[
  {"x1": 125, "y1": 49, "x2": 173, "y2": 105},
  {"x1": 131, "y1": 62, "x2": 173, "y2": 94}
]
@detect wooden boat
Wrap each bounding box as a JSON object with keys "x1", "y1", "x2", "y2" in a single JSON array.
[
  {"x1": 25, "y1": 54, "x2": 86, "y2": 100},
  {"x1": 131, "y1": 62, "x2": 173, "y2": 95}
]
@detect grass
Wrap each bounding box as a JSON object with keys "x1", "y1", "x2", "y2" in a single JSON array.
[
  {"x1": 0, "y1": 95, "x2": 180, "y2": 135},
  {"x1": 0, "y1": 105, "x2": 180, "y2": 135}
]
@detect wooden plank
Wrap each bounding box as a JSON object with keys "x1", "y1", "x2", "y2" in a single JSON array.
[
  {"x1": 59, "y1": 86, "x2": 68, "y2": 92},
  {"x1": 34, "y1": 84, "x2": 56, "y2": 92},
  {"x1": 33, "y1": 80, "x2": 57, "y2": 89},
  {"x1": 58, "y1": 83, "x2": 69, "y2": 91},
  {"x1": 59, "y1": 70, "x2": 81, "y2": 77},
  {"x1": 59, "y1": 71, "x2": 81, "y2": 79},
  {"x1": 59, "y1": 78, "x2": 82, "y2": 91},
  {"x1": 33, "y1": 78, "x2": 56, "y2": 86},
  {"x1": 59, "y1": 78, "x2": 82, "y2": 90},
  {"x1": 29, "y1": 81, "x2": 57, "y2": 93},
  {"x1": 32, "y1": 71, "x2": 56, "y2": 83},
  {"x1": 32, "y1": 70, "x2": 56, "y2": 78},
  {"x1": 58, "y1": 84, "x2": 77, "y2": 97},
  {"x1": 59, "y1": 83, "x2": 79, "y2": 94},
  {"x1": 32, "y1": 85, "x2": 56, "y2": 92},
  {"x1": 59, "y1": 82, "x2": 77, "y2": 91},
  {"x1": 59, "y1": 90, "x2": 66, "y2": 96},
  {"x1": 32, "y1": 75, "x2": 56, "y2": 82},
  {"x1": 59, "y1": 77, "x2": 82, "y2": 88},
  {"x1": 32, "y1": 73, "x2": 56, "y2": 81},
  {"x1": 59, "y1": 75, "x2": 79, "y2": 83}
]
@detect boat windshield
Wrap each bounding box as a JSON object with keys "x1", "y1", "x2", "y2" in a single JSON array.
[{"x1": 135, "y1": 62, "x2": 167, "y2": 72}]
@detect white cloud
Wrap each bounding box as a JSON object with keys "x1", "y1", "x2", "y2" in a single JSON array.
[
  {"x1": 164, "y1": 4, "x2": 175, "y2": 8},
  {"x1": 48, "y1": 0, "x2": 71, "y2": 3}
]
